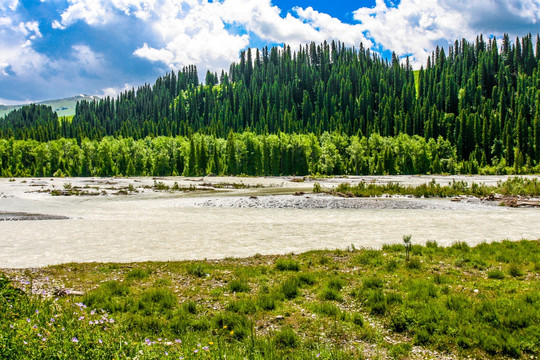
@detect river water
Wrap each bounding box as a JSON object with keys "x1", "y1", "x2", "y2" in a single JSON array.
[{"x1": 0, "y1": 176, "x2": 539, "y2": 268}]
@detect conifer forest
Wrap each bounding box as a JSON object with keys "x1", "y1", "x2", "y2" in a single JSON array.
[{"x1": 1, "y1": 34, "x2": 540, "y2": 177}]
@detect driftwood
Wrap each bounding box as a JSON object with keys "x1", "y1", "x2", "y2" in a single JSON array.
[{"x1": 480, "y1": 194, "x2": 540, "y2": 208}]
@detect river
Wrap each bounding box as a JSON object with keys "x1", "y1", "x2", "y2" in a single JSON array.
[{"x1": 0, "y1": 175, "x2": 538, "y2": 268}]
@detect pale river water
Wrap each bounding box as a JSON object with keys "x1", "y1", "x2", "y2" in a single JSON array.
[{"x1": 0, "y1": 175, "x2": 539, "y2": 268}]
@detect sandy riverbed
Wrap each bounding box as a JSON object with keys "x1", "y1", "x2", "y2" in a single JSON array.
[{"x1": 0, "y1": 175, "x2": 539, "y2": 268}]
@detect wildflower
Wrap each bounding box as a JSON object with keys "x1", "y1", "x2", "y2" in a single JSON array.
[
  {"x1": 203, "y1": 346, "x2": 209, "y2": 351},
  {"x1": 72, "y1": 337, "x2": 79, "y2": 343},
  {"x1": 78, "y1": 316, "x2": 85, "y2": 321},
  {"x1": 98, "y1": 339, "x2": 103, "y2": 344},
  {"x1": 33, "y1": 325, "x2": 37, "y2": 329},
  {"x1": 208, "y1": 342, "x2": 213, "y2": 345},
  {"x1": 158, "y1": 338, "x2": 162, "y2": 342},
  {"x1": 109, "y1": 318, "x2": 115, "y2": 323},
  {"x1": 175, "y1": 339, "x2": 182, "y2": 344},
  {"x1": 9, "y1": 324, "x2": 13, "y2": 329},
  {"x1": 222, "y1": 325, "x2": 227, "y2": 329},
  {"x1": 193, "y1": 349, "x2": 198, "y2": 354},
  {"x1": 89, "y1": 321, "x2": 94, "y2": 325},
  {"x1": 90, "y1": 310, "x2": 96, "y2": 315},
  {"x1": 42, "y1": 337, "x2": 47, "y2": 342},
  {"x1": 165, "y1": 352, "x2": 169, "y2": 356},
  {"x1": 316, "y1": 354, "x2": 320, "y2": 358},
  {"x1": 230, "y1": 331, "x2": 234, "y2": 335},
  {"x1": 23, "y1": 341, "x2": 28, "y2": 345},
  {"x1": 35, "y1": 310, "x2": 39, "y2": 314},
  {"x1": 26, "y1": 318, "x2": 31, "y2": 323}
]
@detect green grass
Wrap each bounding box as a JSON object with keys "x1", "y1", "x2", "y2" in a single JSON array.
[
  {"x1": 321, "y1": 176, "x2": 540, "y2": 199},
  {"x1": 1, "y1": 240, "x2": 540, "y2": 359}
]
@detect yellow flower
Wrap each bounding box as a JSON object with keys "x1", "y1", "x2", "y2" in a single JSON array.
[
  {"x1": 230, "y1": 331, "x2": 234, "y2": 335},
  {"x1": 209, "y1": 342, "x2": 214, "y2": 345},
  {"x1": 223, "y1": 325, "x2": 227, "y2": 329}
]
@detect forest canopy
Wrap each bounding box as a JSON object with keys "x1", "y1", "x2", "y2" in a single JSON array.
[{"x1": 1, "y1": 34, "x2": 540, "y2": 176}]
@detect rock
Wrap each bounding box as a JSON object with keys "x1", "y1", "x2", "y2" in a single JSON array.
[{"x1": 275, "y1": 315, "x2": 285, "y2": 321}]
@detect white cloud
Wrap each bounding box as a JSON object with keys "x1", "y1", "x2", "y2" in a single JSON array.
[
  {"x1": 0, "y1": 0, "x2": 19, "y2": 11},
  {"x1": 0, "y1": 6, "x2": 48, "y2": 78},
  {"x1": 98, "y1": 82, "x2": 133, "y2": 97},
  {"x1": 353, "y1": 0, "x2": 540, "y2": 67},
  {"x1": 71, "y1": 44, "x2": 105, "y2": 73},
  {"x1": 52, "y1": 0, "x2": 373, "y2": 73},
  {"x1": 52, "y1": 0, "x2": 115, "y2": 29}
]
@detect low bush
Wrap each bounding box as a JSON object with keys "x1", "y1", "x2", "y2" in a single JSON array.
[
  {"x1": 275, "y1": 259, "x2": 300, "y2": 271},
  {"x1": 228, "y1": 279, "x2": 250, "y2": 293}
]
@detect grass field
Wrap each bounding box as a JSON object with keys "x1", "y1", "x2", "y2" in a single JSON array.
[{"x1": 1, "y1": 239, "x2": 539, "y2": 359}]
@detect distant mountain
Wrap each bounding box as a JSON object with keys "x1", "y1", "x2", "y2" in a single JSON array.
[{"x1": 0, "y1": 95, "x2": 100, "y2": 118}]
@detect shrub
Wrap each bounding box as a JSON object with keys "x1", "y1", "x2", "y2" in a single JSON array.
[
  {"x1": 390, "y1": 311, "x2": 412, "y2": 333},
  {"x1": 274, "y1": 327, "x2": 298, "y2": 348},
  {"x1": 126, "y1": 268, "x2": 150, "y2": 280},
  {"x1": 355, "y1": 250, "x2": 383, "y2": 266},
  {"x1": 182, "y1": 300, "x2": 198, "y2": 314},
  {"x1": 405, "y1": 258, "x2": 422, "y2": 270},
  {"x1": 327, "y1": 277, "x2": 345, "y2": 291},
  {"x1": 257, "y1": 294, "x2": 277, "y2": 311},
  {"x1": 319, "y1": 287, "x2": 342, "y2": 302},
  {"x1": 281, "y1": 277, "x2": 299, "y2": 299},
  {"x1": 137, "y1": 288, "x2": 177, "y2": 314},
  {"x1": 363, "y1": 277, "x2": 384, "y2": 289},
  {"x1": 386, "y1": 259, "x2": 399, "y2": 272},
  {"x1": 508, "y1": 264, "x2": 524, "y2": 277},
  {"x1": 275, "y1": 259, "x2": 300, "y2": 271},
  {"x1": 487, "y1": 269, "x2": 505, "y2": 279},
  {"x1": 228, "y1": 279, "x2": 250, "y2": 293},
  {"x1": 352, "y1": 313, "x2": 364, "y2": 326},
  {"x1": 313, "y1": 302, "x2": 341, "y2": 317},
  {"x1": 413, "y1": 328, "x2": 431, "y2": 345},
  {"x1": 366, "y1": 289, "x2": 387, "y2": 315},
  {"x1": 226, "y1": 299, "x2": 257, "y2": 314},
  {"x1": 297, "y1": 273, "x2": 317, "y2": 286},
  {"x1": 187, "y1": 263, "x2": 208, "y2": 277},
  {"x1": 212, "y1": 312, "x2": 252, "y2": 340},
  {"x1": 451, "y1": 241, "x2": 471, "y2": 252}
]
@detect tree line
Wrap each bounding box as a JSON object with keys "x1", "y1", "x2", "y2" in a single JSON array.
[
  {"x1": 1, "y1": 34, "x2": 540, "y2": 173},
  {"x1": 0, "y1": 132, "x2": 534, "y2": 178}
]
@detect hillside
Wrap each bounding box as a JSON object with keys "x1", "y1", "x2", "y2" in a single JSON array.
[{"x1": 0, "y1": 95, "x2": 99, "y2": 118}]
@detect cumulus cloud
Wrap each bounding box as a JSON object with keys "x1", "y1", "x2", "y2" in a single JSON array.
[
  {"x1": 52, "y1": 0, "x2": 115, "y2": 29},
  {"x1": 0, "y1": 4, "x2": 48, "y2": 78},
  {"x1": 52, "y1": 0, "x2": 372, "y2": 72},
  {"x1": 353, "y1": 0, "x2": 540, "y2": 66},
  {"x1": 0, "y1": 0, "x2": 19, "y2": 11}
]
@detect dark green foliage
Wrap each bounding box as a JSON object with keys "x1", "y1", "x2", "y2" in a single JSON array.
[
  {"x1": 281, "y1": 277, "x2": 299, "y2": 299},
  {"x1": 508, "y1": 264, "x2": 524, "y2": 277},
  {"x1": 488, "y1": 269, "x2": 505, "y2": 279},
  {"x1": 186, "y1": 263, "x2": 208, "y2": 278},
  {"x1": 273, "y1": 327, "x2": 298, "y2": 349},
  {"x1": 405, "y1": 258, "x2": 422, "y2": 270},
  {"x1": 226, "y1": 299, "x2": 257, "y2": 314},
  {"x1": 256, "y1": 293, "x2": 277, "y2": 311},
  {"x1": 275, "y1": 259, "x2": 300, "y2": 271},
  {"x1": 228, "y1": 279, "x2": 250, "y2": 293},
  {"x1": 3, "y1": 36, "x2": 540, "y2": 175},
  {"x1": 125, "y1": 268, "x2": 150, "y2": 280}
]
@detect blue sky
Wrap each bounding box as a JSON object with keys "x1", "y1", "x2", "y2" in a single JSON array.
[{"x1": 0, "y1": 0, "x2": 539, "y2": 104}]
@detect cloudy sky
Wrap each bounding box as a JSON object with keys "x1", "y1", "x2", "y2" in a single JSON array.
[{"x1": 1, "y1": 0, "x2": 539, "y2": 104}]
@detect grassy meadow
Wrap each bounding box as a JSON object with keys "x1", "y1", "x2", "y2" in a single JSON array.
[{"x1": 1, "y1": 240, "x2": 539, "y2": 359}]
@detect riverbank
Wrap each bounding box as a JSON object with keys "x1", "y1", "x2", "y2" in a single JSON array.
[{"x1": 1, "y1": 240, "x2": 539, "y2": 359}]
